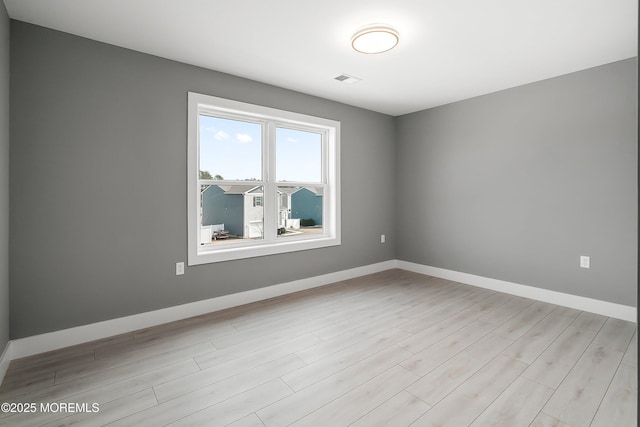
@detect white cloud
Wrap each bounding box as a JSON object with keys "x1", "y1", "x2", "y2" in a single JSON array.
[
  {"x1": 236, "y1": 133, "x2": 253, "y2": 143},
  {"x1": 287, "y1": 137, "x2": 297, "y2": 142},
  {"x1": 214, "y1": 130, "x2": 230, "y2": 140}
]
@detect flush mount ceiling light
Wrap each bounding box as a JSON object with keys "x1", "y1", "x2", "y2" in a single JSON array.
[{"x1": 351, "y1": 24, "x2": 399, "y2": 54}]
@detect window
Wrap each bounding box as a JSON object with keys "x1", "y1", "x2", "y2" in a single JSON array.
[{"x1": 188, "y1": 92, "x2": 340, "y2": 265}]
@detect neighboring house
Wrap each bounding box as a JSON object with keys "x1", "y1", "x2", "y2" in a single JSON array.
[
  {"x1": 201, "y1": 185, "x2": 247, "y2": 237},
  {"x1": 277, "y1": 186, "x2": 323, "y2": 228},
  {"x1": 291, "y1": 187, "x2": 323, "y2": 226},
  {"x1": 244, "y1": 187, "x2": 264, "y2": 238},
  {"x1": 276, "y1": 186, "x2": 296, "y2": 228},
  {"x1": 202, "y1": 185, "x2": 322, "y2": 241}
]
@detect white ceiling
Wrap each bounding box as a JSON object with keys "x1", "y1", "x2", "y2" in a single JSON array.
[{"x1": 3, "y1": 0, "x2": 638, "y2": 116}]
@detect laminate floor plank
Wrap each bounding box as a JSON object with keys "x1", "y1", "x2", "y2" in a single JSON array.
[
  {"x1": 230, "y1": 287, "x2": 384, "y2": 332},
  {"x1": 289, "y1": 365, "x2": 419, "y2": 427},
  {"x1": 108, "y1": 356, "x2": 300, "y2": 427},
  {"x1": 622, "y1": 329, "x2": 637, "y2": 367},
  {"x1": 7, "y1": 333, "x2": 133, "y2": 370},
  {"x1": 530, "y1": 412, "x2": 572, "y2": 427},
  {"x1": 165, "y1": 379, "x2": 293, "y2": 427},
  {"x1": 502, "y1": 308, "x2": 575, "y2": 364},
  {"x1": 53, "y1": 341, "x2": 215, "y2": 385},
  {"x1": 193, "y1": 333, "x2": 319, "y2": 371},
  {"x1": 590, "y1": 362, "x2": 637, "y2": 427},
  {"x1": 521, "y1": 325, "x2": 599, "y2": 389},
  {"x1": 154, "y1": 345, "x2": 306, "y2": 403},
  {"x1": 295, "y1": 312, "x2": 410, "y2": 364},
  {"x1": 311, "y1": 303, "x2": 412, "y2": 342},
  {"x1": 456, "y1": 286, "x2": 500, "y2": 304},
  {"x1": 469, "y1": 376, "x2": 554, "y2": 427},
  {"x1": 349, "y1": 390, "x2": 430, "y2": 427},
  {"x1": 0, "y1": 270, "x2": 634, "y2": 427},
  {"x1": 478, "y1": 296, "x2": 536, "y2": 325},
  {"x1": 282, "y1": 326, "x2": 411, "y2": 391},
  {"x1": 542, "y1": 342, "x2": 625, "y2": 426},
  {"x1": 396, "y1": 306, "x2": 485, "y2": 355},
  {"x1": 391, "y1": 287, "x2": 473, "y2": 324},
  {"x1": 397, "y1": 292, "x2": 488, "y2": 335},
  {"x1": 94, "y1": 322, "x2": 238, "y2": 360},
  {"x1": 570, "y1": 311, "x2": 607, "y2": 332},
  {"x1": 546, "y1": 305, "x2": 581, "y2": 320},
  {"x1": 69, "y1": 358, "x2": 197, "y2": 404},
  {"x1": 591, "y1": 317, "x2": 636, "y2": 352},
  {"x1": 406, "y1": 332, "x2": 514, "y2": 406},
  {"x1": 323, "y1": 280, "x2": 445, "y2": 320},
  {"x1": 543, "y1": 317, "x2": 636, "y2": 427},
  {"x1": 0, "y1": 371, "x2": 56, "y2": 401},
  {"x1": 0, "y1": 360, "x2": 198, "y2": 426},
  {"x1": 26, "y1": 359, "x2": 196, "y2": 423},
  {"x1": 400, "y1": 320, "x2": 498, "y2": 377},
  {"x1": 492, "y1": 300, "x2": 556, "y2": 341},
  {"x1": 2, "y1": 350, "x2": 96, "y2": 385},
  {"x1": 42, "y1": 388, "x2": 157, "y2": 427},
  {"x1": 411, "y1": 354, "x2": 527, "y2": 427},
  {"x1": 256, "y1": 345, "x2": 412, "y2": 427},
  {"x1": 314, "y1": 299, "x2": 415, "y2": 341},
  {"x1": 315, "y1": 282, "x2": 463, "y2": 339},
  {"x1": 131, "y1": 311, "x2": 242, "y2": 342},
  {"x1": 210, "y1": 315, "x2": 335, "y2": 350},
  {"x1": 464, "y1": 291, "x2": 514, "y2": 315},
  {"x1": 175, "y1": 281, "x2": 347, "y2": 337},
  {"x1": 227, "y1": 414, "x2": 266, "y2": 427}
]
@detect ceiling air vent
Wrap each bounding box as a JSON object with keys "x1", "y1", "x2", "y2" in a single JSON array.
[{"x1": 334, "y1": 73, "x2": 362, "y2": 84}]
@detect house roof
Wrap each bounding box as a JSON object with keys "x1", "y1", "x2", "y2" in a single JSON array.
[
  {"x1": 218, "y1": 185, "x2": 261, "y2": 195},
  {"x1": 279, "y1": 186, "x2": 323, "y2": 196}
]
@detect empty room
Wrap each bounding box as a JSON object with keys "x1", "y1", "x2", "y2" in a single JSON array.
[{"x1": 0, "y1": 1, "x2": 637, "y2": 426}]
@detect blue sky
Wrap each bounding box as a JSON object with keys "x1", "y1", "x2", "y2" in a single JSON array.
[{"x1": 200, "y1": 115, "x2": 321, "y2": 182}]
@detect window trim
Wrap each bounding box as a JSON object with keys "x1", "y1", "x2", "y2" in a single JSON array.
[{"x1": 187, "y1": 92, "x2": 341, "y2": 265}]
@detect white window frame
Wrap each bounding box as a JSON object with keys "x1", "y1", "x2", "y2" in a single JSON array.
[{"x1": 188, "y1": 92, "x2": 341, "y2": 265}]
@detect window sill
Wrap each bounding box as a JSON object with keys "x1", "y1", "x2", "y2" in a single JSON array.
[{"x1": 188, "y1": 235, "x2": 341, "y2": 265}]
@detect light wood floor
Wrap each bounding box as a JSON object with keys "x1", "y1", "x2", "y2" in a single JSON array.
[{"x1": 0, "y1": 269, "x2": 636, "y2": 426}]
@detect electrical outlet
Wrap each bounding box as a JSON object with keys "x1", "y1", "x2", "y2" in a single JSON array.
[
  {"x1": 580, "y1": 256, "x2": 590, "y2": 269},
  {"x1": 176, "y1": 262, "x2": 185, "y2": 275},
  {"x1": 381, "y1": 234, "x2": 386, "y2": 243}
]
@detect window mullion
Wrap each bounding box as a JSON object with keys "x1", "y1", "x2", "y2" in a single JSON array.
[{"x1": 263, "y1": 122, "x2": 277, "y2": 242}]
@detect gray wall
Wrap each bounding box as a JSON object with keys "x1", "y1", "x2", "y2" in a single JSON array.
[
  {"x1": 396, "y1": 58, "x2": 637, "y2": 305},
  {"x1": 0, "y1": 3, "x2": 9, "y2": 350},
  {"x1": 7, "y1": 20, "x2": 637, "y2": 340},
  {"x1": 9, "y1": 22, "x2": 396, "y2": 338}
]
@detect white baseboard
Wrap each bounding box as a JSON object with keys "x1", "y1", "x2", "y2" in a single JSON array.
[
  {"x1": 4, "y1": 258, "x2": 636, "y2": 367},
  {"x1": 9, "y1": 260, "x2": 397, "y2": 360},
  {"x1": 397, "y1": 260, "x2": 637, "y2": 323}
]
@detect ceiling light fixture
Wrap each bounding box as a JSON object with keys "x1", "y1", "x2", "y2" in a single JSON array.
[{"x1": 351, "y1": 24, "x2": 399, "y2": 54}]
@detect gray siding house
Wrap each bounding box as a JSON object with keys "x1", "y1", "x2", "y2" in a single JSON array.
[
  {"x1": 202, "y1": 185, "x2": 322, "y2": 241},
  {"x1": 291, "y1": 187, "x2": 322, "y2": 226}
]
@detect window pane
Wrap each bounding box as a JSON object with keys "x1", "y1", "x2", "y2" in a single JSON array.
[
  {"x1": 200, "y1": 185, "x2": 264, "y2": 245},
  {"x1": 277, "y1": 186, "x2": 324, "y2": 238},
  {"x1": 276, "y1": 127, "x2": 321, "y2": 182},
  {"x1": 199, "y1": 115, "x2": 262, "y2": 181}
]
